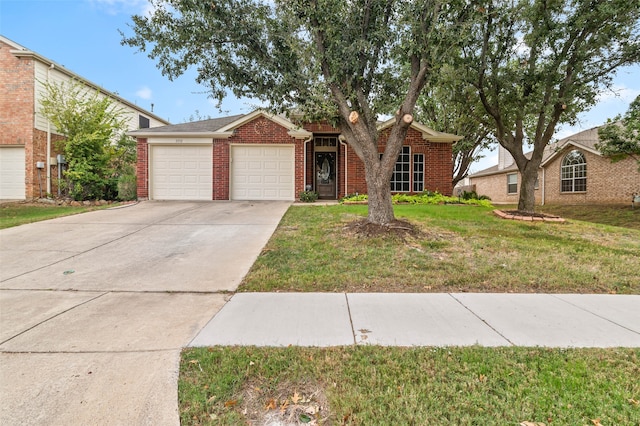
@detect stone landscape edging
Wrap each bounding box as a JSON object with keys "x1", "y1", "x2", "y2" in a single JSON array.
[{"x1": 493, "y1": 209, "x2": 565, "y2": 222}]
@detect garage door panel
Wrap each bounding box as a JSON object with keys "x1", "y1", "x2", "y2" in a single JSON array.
[
  {"x1": 151, "y1": 145, "x2": 212, "y2": 200},
  {"x1": 0, "y1": 147, "x2": 26, "y2": 200},
  {"x1": 231, "y1": 145, "x2": 294, "y2": 201}
]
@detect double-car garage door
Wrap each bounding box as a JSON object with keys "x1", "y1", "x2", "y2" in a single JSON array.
[{"x1": 150, "y1": 145, "x2": 294, "y2": 201}]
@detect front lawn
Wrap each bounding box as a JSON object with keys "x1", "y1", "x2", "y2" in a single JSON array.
[
  {"x1": 0, "y1": 201, "x2": 118, "y2": 229},
  {"x1": 180, "y1": 346, "x2": 640, "y2": 425},
  {"x1": 240, "y1": 204, "x2": 640, "y2": 294}
]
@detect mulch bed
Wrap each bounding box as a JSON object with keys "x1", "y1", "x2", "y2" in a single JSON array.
[{"x1": 343, "y1": 218, "x2": 424, "y2": 240}]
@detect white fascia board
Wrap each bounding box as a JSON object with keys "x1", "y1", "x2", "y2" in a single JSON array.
[{"x1": 377, "y1": 118, "x2": 462, "y2": 143}]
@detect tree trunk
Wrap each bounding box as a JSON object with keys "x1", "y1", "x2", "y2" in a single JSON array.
[
  {"x1": 517, "y1": 162, "x2": 539, "y2": 213},
  {"x1": 365, "y1": 164, "x2": 395, "y2": 225}
]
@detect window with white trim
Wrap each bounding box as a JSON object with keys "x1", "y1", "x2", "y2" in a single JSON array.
[
  {"x1": 561, "y1": 150, "x2": 586, "y2": 192},
  {"x1": 507, "y1": 173, "x2": 518, "y2": 194},
  {"x1": 390, "y1": 146, "x2": 411, "y2": 192},
  {"x1": 413, "y1": 153, "x2": 424, "y2": 192}
]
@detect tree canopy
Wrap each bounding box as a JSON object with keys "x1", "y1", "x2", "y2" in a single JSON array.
[
  {"x1": 39, "y1": 80, "x2": 136, "y2": 200},
  {"x1": 460, "y1": 0, "x2": 640, "y2": 212},
  {"x1": 122, "y1": 0, "x2": 475, "y2": 224},
  {"x1": 597, "y1": 95, "x2": 640, "y2": 170},
  {"x1": 122, "y1": 0, "x2": 640, "y2": 216}
]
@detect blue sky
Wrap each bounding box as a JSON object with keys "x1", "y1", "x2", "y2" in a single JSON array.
[{"x1": 2, "y1": 0, "x2": 639, "y2": 171}]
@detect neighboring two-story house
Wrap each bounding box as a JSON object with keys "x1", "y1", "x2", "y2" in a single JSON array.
[{"x1": 0, "y1": 35, "x2": 169, "y2": 200}]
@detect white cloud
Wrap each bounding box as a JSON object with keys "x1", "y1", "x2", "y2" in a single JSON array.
[
  {"x1": 596, "y1": 84, "x2": 640, "y2": 105},
  {"x1": 136, "y1": 86, "x2": 153, "y2": 100}
]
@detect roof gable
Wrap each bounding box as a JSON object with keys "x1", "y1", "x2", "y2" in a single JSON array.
[
  {"x1": 218, "y1": 110, "x2": 313, "y2": 139},
  {"x1": 377, "y1": 118, "x2": 462, "y2": 143}
]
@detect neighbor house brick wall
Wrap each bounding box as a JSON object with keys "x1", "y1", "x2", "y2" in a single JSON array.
[
  {"x1": 543, "y1": 147, "x2": 640, "y2": 205},
  {"x1": 136, "y1": 138, "x2": 149, "y2": 199},
  {"x1": 0, "y1": 40, "x2": 34, "y2": 148},
  {"x1": 469, "y1": 172, "x2": 533, "y2": 204},
  {"x1": 1, "y1": 39, "x2": 35, "y2": 199},
  {"x1": 32, "y1": 129, "x2": 65, "y2": 198}
]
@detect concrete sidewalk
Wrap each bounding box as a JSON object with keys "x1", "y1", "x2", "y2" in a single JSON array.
[{"x1": 190, "y1": 293, "x2": 640, "y2": 348}]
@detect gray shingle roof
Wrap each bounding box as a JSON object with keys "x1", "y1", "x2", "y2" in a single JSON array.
[{"x1": 130, "y1": 114, "x2": 246, "y2": 134}]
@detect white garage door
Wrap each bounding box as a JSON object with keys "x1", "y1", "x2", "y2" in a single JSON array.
[
  {"x1": 151, "y1": 145, "x2": 212, "y2": 200},
  {"x1": 231, "y1": 145, "x2": 295, "y2": 200},
  {"x1": 0, "y1": 147, "x2": 26, "y2": 200}
]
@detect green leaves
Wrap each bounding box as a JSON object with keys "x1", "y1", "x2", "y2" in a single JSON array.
[
  {"x1": 39, "y1": 79, "x2": 134, "y2": 200},
  {"x1": 597, "y1": 95, "x2": 640, "y2": 170}
]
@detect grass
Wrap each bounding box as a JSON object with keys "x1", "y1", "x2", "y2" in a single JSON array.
[
  {"x1": 180, "y1": 346, "x2": 640, "y2": 425},
  {"x1": 240, "y1": 204, "x2": 640, "y2": 294},
  {"x1": 536, "y1": 204, "x2": 640, "y2": 230},
  {"x1": 0, "y1": 202, "x2": 112, "y2": 229}
]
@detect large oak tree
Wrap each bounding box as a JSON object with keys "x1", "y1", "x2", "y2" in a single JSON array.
[
  {"x1": 461, "y1": 0, "x2": 640, "y2": 213},
  {"x1": 121, "y1": 0, "x2": 473, "y2": 225}
]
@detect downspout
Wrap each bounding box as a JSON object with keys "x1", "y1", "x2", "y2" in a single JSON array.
[
  {"x1": 541, "y1": 166, "x2": 545, "y2": 206},
  {"x1": 339, "y1": 136, "x2": 347, "y2": 197},
  {"x1": 46, "y1": 63, "x2": 54, "y2": 195}
]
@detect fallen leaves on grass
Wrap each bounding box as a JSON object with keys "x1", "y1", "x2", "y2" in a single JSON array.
[{"x1": 240, "y1": 379, "x2": 330, "y2": 425}]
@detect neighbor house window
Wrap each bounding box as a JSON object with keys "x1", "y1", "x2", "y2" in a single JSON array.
[
  {"x1": 139, "y1": 115, "x2": 150, "y2": 129},
  {"x1": 390, "y1": 146, "x2": 411, "y2": 192},
  {"x1": 507, "y1": 173, "x2": 518, "y2": 194},
  {"x1": 413, "y1": 153, "x2": 424, "y2": 192},
  {"x1": 561, "y1": 150, "x2": 586, "y2": 192}
]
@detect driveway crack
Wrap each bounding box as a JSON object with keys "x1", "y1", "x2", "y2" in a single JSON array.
[{"x1": 0, "y1": 292, "x2": 108, "y2": 346}]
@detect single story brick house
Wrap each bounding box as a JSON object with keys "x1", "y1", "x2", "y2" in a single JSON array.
[
  {"x1": 130, "y1": 110, "x2": 461, "y2": 201},
  {"x1": 469, "y1": 126, "x2": 640, "y2": 205},
  {"x1": 0, "y1": 35, "x2": 168, "y2": 200}
]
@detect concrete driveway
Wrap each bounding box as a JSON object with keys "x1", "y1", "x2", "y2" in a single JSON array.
[{"x1": 0, "y1": 201, "x2": 289, "y2": 425}]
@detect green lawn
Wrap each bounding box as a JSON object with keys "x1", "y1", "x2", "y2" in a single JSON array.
[
  {"x1": 180, "y1": 346, "x2": 640, "y2": 425},
  {"x1": 0, "y1": 202, "x2": 113, "y2": 229},
  {"x1": 240, "y1": 204, "x2": 640, "y2": 294}
]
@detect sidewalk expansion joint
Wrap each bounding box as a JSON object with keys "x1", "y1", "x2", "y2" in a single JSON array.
[
  {"x1": 448, "y1": 293, "x2": 516, "y2": 346},
  {"x1": 550, "y1": 294, "x2": 640, "y2": 336},
  {"x1": 344, "y1": 293, "x2": 357, "y2": 345}
]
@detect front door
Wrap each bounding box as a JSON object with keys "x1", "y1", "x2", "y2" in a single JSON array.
[{"x1": 315, "y1": 152, "x2": 336, "y2": 199}]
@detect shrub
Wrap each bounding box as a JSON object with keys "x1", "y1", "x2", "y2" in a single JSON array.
[
  {"x1": 299, "y1": 191, "x2": 319, "y2": 202},
  {"x1": 117, "y1": 174, "x2": 137, "y2": 201}
]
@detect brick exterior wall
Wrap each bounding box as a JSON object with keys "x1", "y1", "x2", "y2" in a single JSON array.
[
  {"x1": 303, "y1": 126, "x2": 454, "y2": 198},
  {"x1": 543, "y1": 147, "x2": 640, "y2": 205},
  {"x1": 469, "y1": 171, "x2": 540, "y2": 204},
  {"x1": 214, "y1": 116, "x2": 305, "y2": 200},
  {"x1": 377, "y1": 127, "x2": 454, "y2": 196},
  {"x1": 1, "y1": 40, "x2": 35, "y2": 198},
  {"x1": 136, "y1": 138, "x2": 149, "y2": 199},
  {"x1": 470, "y1": 147, "x2": 640, "y2": 205},
  {"x1": 137, "y1": 117, "x2": 455, "y2": 201}
]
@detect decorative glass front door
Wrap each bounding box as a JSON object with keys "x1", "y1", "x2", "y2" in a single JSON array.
[{"x1": 315, "y1": 152, "x2": 336, "y2": 199}]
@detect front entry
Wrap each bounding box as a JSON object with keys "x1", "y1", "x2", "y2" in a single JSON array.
[{"x1": 315, "y1": 152, "x2": 336, "y2": 199}]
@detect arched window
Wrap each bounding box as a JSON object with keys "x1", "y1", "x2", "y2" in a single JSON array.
[{"x1": 561, "y1": 150, "x2": 586, "y2": 192}]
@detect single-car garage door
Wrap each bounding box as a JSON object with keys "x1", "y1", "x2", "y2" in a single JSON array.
[
  {"x1": 231, "y1": 145, "x2": 294, "y2": 200},
  {"x1": 151, "y1": 145, "x2": 212, "y2": 200},
  {"x1": 0, "y1": 147, "x2": 26, "y2": 200}
]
